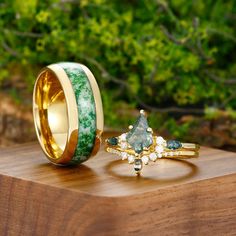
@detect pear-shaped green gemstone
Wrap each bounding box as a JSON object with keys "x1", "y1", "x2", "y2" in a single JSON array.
[{"x1": 126, "y1": 113, "x2": 153, "y2": 154}]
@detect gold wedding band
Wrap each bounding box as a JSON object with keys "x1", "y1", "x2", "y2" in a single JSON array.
[{"x1": 33, "y1": 62, "x2": 103, "y2": 165}]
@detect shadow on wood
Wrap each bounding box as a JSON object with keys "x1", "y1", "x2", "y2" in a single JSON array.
[{"x1": 0, "y1": 143, "x2": 235, "y2": 235}]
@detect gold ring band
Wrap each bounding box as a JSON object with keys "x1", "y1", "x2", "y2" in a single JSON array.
[
  {"x1": 105, "y1": 110, "x2": 199, "y2": 174},
  {"x1": 33, "y1": 62, "x2": 103, "y2": 165}
]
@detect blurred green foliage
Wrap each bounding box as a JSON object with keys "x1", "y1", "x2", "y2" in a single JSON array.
[{"x1": 0, "y1": 0, "x2": 236, "y2": 138}]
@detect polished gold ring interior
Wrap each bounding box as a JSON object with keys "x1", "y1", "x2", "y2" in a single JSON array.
[
  {"x1": 33, "y1": 62, "x2": 104, "y2": 165},
  {"x1": 105, "y1": 110, "x2": 199, "y2": 174}
]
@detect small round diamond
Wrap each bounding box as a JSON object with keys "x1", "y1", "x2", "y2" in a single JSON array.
[
  {"x1": 141, "y1": 156, "x2": 149, "y2": 165},
  {"x1": 155, "y1": 145, "x2": 164, "y2": 153},
  {"x1": 156, "y1": 136, "x2": 165, "y2": 145},
  {"x1": 157, "y1": 153, "x2": 162, "y2": 158},
  {"x1": 121, "y1": 152, "x2": 127, "y2": 160},
  {"x1": 164, "y1": 152, "x2": 168, "y2": 157},
  {"x1": 120, "y1": 142, "x2": 128, "y2": 150},
  {"x1": 169, "y1": 152, "x2": 174, "y2": 156},
  {"x1": 149, "y1": 152, "x2": 157, "y2": 161},
  {"x1": 120, "y1": 133, "x2": 127, "y2": 141},
  {"x1": 128, "y1": 155, "x2": 135, "y2": 163}
]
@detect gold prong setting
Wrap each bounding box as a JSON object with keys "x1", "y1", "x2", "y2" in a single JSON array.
[
  {"x1": 105, "y1": 110, "x2": 200, "y2": 175},
  {"x1": 128, "y1": 125, "x2": 133, "y2": 130}
]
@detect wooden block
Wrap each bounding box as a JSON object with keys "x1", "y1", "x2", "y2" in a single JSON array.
[{"x1": 0, "y1": 143, "x2": 236, "y2": 235}]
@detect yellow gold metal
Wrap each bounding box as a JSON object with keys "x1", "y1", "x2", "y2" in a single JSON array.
[
  {"x1": 105, "y1": 146, "x2": 199, "y2": 158},
  {"x1": 105, "y1": 109, "x2": 199, "y2": 174},
  {"x1": 182, "y1": 143, "x2": 200, "y2": 150},
  {"x1": 105, "y1": 132, "x2": 199, "y2": 163},
  {"x1": 33, "y1": 65, "x2": 78, "y2": 164},
  {"x1": 33, "y1": 63, "x2": 103, "y2": 164}
]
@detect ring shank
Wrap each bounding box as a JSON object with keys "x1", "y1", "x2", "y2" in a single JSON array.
[
  {"x1": 182, "y1": 143, "x2": 200, "y2": 150},
  {"x1": 33, "y1": 67, "x2": 78, "y2": 164}
]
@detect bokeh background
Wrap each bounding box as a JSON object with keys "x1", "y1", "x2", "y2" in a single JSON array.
[{"x1": 0, "y1": 0, "x2": 236, "y2": 150}]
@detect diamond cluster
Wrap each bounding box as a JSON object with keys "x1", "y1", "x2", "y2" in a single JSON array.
[
  {"x1": 107, "y1": 133, "x2": 182, "y2": 171},
  {"x1": 106, "y1": 110, "x2": 182, "y2": 173}
]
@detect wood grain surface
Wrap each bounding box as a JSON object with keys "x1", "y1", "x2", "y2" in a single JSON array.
[{"x1": 0, "y1": 143, "x2": 236, "y2": 235}]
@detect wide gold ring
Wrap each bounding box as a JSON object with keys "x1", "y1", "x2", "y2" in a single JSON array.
[{"x1": 33, "y1": 62, "x2": 103, "y2": 165}]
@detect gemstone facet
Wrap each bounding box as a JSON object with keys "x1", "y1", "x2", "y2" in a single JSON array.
[
  {"x1": 141, "y1": 156, "x2": 149, "y2": 165},
  {"x1": 126, "y1": 113, "x2": 153, "y2": 154},
  {"x1": 155, "y1": 145, "x2": 164, "y2": 153},
  {"x1": 157, "y1": 153, "x2": 162, "y2": 158},
  {"x1": 149, "y1": 152, "x2": 157, "y2": 161},
  {"x1": 120, "y1": 142, "x2": 128, "y2": 150},
  {"x1": 128, "y1": 155, "x2": 135, "y2": 163},
  {"x1": 120, "y1": 133, "x2": 127, "y2": 141},
  {"x1": 134, "y1": 159, "x2": 142, "y2": 172},
  {"x1": 121, "y1": 152, "x2": 128, "y2": 160},
  {"x1": 156, "y1": 136, "x2": 165, "y2": 145},
  {"x1": 107, "y1": 137, "x2": 118, "y2": 146},
  {"x1": 167, "y1": 140, "x2": 182, "y2": 150}
]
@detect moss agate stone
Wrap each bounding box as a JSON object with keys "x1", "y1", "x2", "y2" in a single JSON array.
[
  {"x1": 59, "y1": 62, "x2": 96, "y2": 164},
  {"x1": 167, "y1": 140, "x2": 182, "y2": 150},
  {"x1": 107, "y1": 137, "x2": 118, "y2": 146},
  {"x1": 126, "y1": 113, "x2": 153, "y2": 154}
]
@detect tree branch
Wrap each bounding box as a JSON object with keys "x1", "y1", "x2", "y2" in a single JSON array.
[
  {"x1": 193, "y1": 17, "x2": 212, "y2": 60},
  {"x1": 83, "y1": 56, "x2": 205, "y2": 115},
  {"x1": 11, "y1": 30, "x2": 43, "y2": 38},
  {"x1": 204, "y1": 70, "x2": 236, "y2": 85},
  {"x1": 207, "y1": 28, "x2": 236, "y2": 43},
  {"x1": 221, "y1": 92, "x2": 236, "y2": 108},
  {"x1": 82, "y1": 56, "x2": 128, "y2": 87},
  {"x1": 160, "y1": 25, "x2": 184, "y2": 45},
  {"x1": 2, "y1": 41, "x2": 20, "y2": 57},
  {"x1": 133, "y1": 94, "x2": 204, "y2": 114},
  {"x1": 160, "y1": 25, "x2": 197, "y2": 56}
]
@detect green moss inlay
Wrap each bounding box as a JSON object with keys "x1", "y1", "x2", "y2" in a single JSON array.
[{"x1": 59, "y1": 62, "x2": 96, "y2": 164}]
